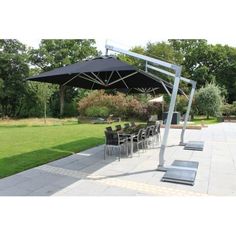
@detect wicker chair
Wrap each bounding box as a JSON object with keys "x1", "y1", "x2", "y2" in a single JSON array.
[
  {"x1": 106, "y1": 126, "x2": 113, "y2": 132},
  {"x1": 115, "y1": 124, "x2": 122, "y2": 131},
  {"x1": 124, "y1": 123, "x2": 130, "y2": 129},
  {"x1": 104, "y1": 131, "x2": 128, "y2": 161},
  {"x1": 142, "y1": 126, "x2": 151, "y2": 149},
  {"x1": 133, "y1": 128, "x2": 145, "y2": 154},
  {"x1": 130, "y1": 121, "x2": 136, "y2": 127}
]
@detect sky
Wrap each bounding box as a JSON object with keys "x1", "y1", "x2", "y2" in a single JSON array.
[
  {"x1": 20, "y1": 38, "x2": 236, "y2": 55},
  {"x1": 3, "y1": 0, "x2": 236, "y2": 54}
]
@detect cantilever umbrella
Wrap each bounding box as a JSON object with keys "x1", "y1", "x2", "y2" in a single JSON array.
[{"x1": 27, "y1": 56, "x2": 184, "y2": 95}]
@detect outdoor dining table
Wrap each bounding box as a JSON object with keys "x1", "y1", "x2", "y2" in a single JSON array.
[{"x1": 119, "y1": 124, "x2": 147, "y2": 157}]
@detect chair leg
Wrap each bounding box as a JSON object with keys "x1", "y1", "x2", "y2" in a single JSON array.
[
  {"x1": 137, "y1": 142, "x2": 141, "y2": 156},
  {"x1": 119, "y1": 146, "x2": 121, "y2": 161},
  {"x1": 104, "y1": 145, "x2": 106, "y2": 160}
]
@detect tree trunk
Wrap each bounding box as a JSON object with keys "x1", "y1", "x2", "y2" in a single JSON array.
[
  {"x1": 59, "y1": 85, "x2": 65, "y2": 118},
  {"x1": 207, "y1": 114, "x2": 209, "y2": 119},
  {"x1": 44, "y1": 100, "x2": 47, "y2": 124},
  {"x1": 191, "y1": 113, "x2": 194, "y2": 120}
]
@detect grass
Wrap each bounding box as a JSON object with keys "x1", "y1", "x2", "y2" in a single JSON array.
[
  {"x1": 0, "y1": 117, "x2": 79, "y2": 127},
  {"x1": 0, "y1": 118, "x2": 125, "y2": 179},
  {"x1": 192, "y1": 116, "x2": 219, "y2": 125}
]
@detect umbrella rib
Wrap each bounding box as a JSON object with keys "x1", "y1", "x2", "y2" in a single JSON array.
[
  {"x1": 91, "y1": 82, "x2": 95, "y2": 90},
  {"x1": 106, "y1": 71, "x2": 114, "y2": 85},
  {"x1": 80, "y1": 73, "x2": 104, "y2": 86},
  {"x1": 108, "y1": 71, "x2": 138, "y2": 86},
  {"x1": 182, "y1": 91, "x2": 189, "y2": 100},
  {"x1": 62, "y1": 74, "x2": 80, "y2": 86},
  {"x1": 160, "y1": 80, "x2": 171, "y2": 96},
  {"x1": 116, "y1": 71, "x2": 129, "y2": 89},
  {"x1": 91, "y1": 72, "x2": 106, "y2": 86},
  {"x1": 136, "y1": 88, "x2": 144, "y2": 93},
  {"x1": 80, "y1": 73, "x2": 102, "y2": 85}
]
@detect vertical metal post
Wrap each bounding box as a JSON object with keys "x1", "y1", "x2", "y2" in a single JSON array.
[
  {"x1": 180, "y1": 81, "x2": 196, "y2": 145},
  {"x1": 157, "y1": 67, "x2": 182, "y2": 171}
]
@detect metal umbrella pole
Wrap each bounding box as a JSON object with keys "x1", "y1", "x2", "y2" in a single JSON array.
[
  {"x1": 157, "y1": 67, "x2": 182, "y2": 171},
  {"x1": 180, "y1": 81, "x2": 196, "y2": 145}
]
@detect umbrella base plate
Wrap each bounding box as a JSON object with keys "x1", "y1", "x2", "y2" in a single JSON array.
[
  {"x1": 184, "y1": 141, "x2": 204, "y2": 151},
  {"x1": 171, "y1": 160, "x2": 199, "y2": 169},
  {"x1": 161, "y1": 160, "x2": 199, "y2": 186}
]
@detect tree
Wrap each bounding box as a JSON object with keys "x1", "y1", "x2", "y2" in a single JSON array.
[
  {"x1": 169, "y1": 40, "x2": 236, "y2": 103},
  {"x1": 146, "y1": 41, "x2": 183, "y2": 65},
  {"x1": 118, "y1": 46, "x2": 146, "y2": 70},
  {"x1": 215, "y1": 45, "x2": 236, "y2": 103},
  {"x1": 0, "y1": 39, "x2": 30, "y2": 117},
  {"x1": 29, "y1": 39, "x2": 100, "y2": 117},
  {"x1": 169, "y1": 39, "x2": 212, "y2": 85},
  {"x1": 28, "y1": 81, "x2": 56, "y2": 122},
  {"x1": 194, "y1": 83, "x2": 223, "y2": 119}
]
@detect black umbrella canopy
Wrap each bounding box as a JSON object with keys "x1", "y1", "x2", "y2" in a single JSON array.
[{"x1": 27, "y1": 56, "x2": 183, "y2": 94}]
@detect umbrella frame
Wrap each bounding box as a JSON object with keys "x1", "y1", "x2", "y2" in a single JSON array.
[{"x1": 105, "y1": 43, "x2": 197, "y2": 172}]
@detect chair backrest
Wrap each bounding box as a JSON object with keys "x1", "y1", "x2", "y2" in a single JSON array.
[
  {"x1": 149, "y1": 125, "x2": 155, "y2": 136},
  {"x1": 144, "y1": 127, "x2": 150, "y2": 138},
  {"x1": 115, "y1": 124, "x2": 122, "y2": 131},
  {"x1": 130, "y1": 121, "x2": 136, "y2": 127},
  {"x1": 124, "y1": 123, "x2": 130, "y2": 129},
  {"x1": 104, "y1": 131, "x2": 119, "y2": 145},
  {"x1": 137, "y1": 128, "x2": 144, "y2": 141},
  {"x1": 106, "y1": 126, "x2": 113, "y2": 132},
  {"x1": 154, "y1": 123, "x2": 160, "y2": 134}
]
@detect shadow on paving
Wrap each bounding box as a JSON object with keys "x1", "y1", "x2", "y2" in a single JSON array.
[
  {"x1": 89, "y1": 169, "x2": 157, "y2": 180},
  {"x1": 0, "y1": 137, "x2": 104, "y2": 179}
]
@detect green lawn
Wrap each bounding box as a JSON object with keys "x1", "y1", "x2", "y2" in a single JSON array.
[
  {"x1": 0, "y1": 119, "x2": 123, "y2": 179},
  {"x1": 192, "y1": 116, "x2": 219, "y2": 125}
]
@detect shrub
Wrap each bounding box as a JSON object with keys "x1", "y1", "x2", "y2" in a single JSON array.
[
  {"x1": 221, "y1": 103, "x2": 233, "y2": 117},
  {"x1": 125, "y1": 96, "x2": 143, "y2": 118},
  {"x1": 78, "y1": 90, "x2": 144, "y2": 119},
  {"x1": 85, "y1": 106, "x2": 110, "y2": 118},
  {"x1": 233, "y1": 102, "x2": 236, "y2": 115},
  {"x1": 194, "y1": 83, "x2": 223, "y2": 119},
  {"x1": 176, "y1": 96, "x2": 188, "y2": 115},
  {"x1": 145, "y1": 102, "x2": 162, "y2": 119},
  {"x1": 221, "y1": 102, "x2": 236, "y2": 117}
]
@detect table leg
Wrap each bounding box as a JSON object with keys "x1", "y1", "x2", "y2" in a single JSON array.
[{"x1": 130, "y1": 135, "x2": 134, "y2": 158}]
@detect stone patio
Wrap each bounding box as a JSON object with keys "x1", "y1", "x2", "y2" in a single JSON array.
[{"x1": 0, "y1": 122, "x2": 236, "y2": 196}]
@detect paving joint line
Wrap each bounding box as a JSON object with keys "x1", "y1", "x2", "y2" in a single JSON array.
[{"x1": 37, "y1": 165, "x2": 207, "y2": 196}]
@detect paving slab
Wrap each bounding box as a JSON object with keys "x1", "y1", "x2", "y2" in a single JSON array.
[{"x1": 0, "y1": 175, "x2": 30, "y2": 191}]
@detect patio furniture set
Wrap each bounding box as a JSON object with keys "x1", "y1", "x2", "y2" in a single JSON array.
[{"x1": 104, "y1": 121, "x2": 161, "y2": 161}]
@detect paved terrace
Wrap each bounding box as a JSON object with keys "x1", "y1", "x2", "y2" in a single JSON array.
[{"x1": 0, "y1": 123, "x2": 236, "y2": 196}]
